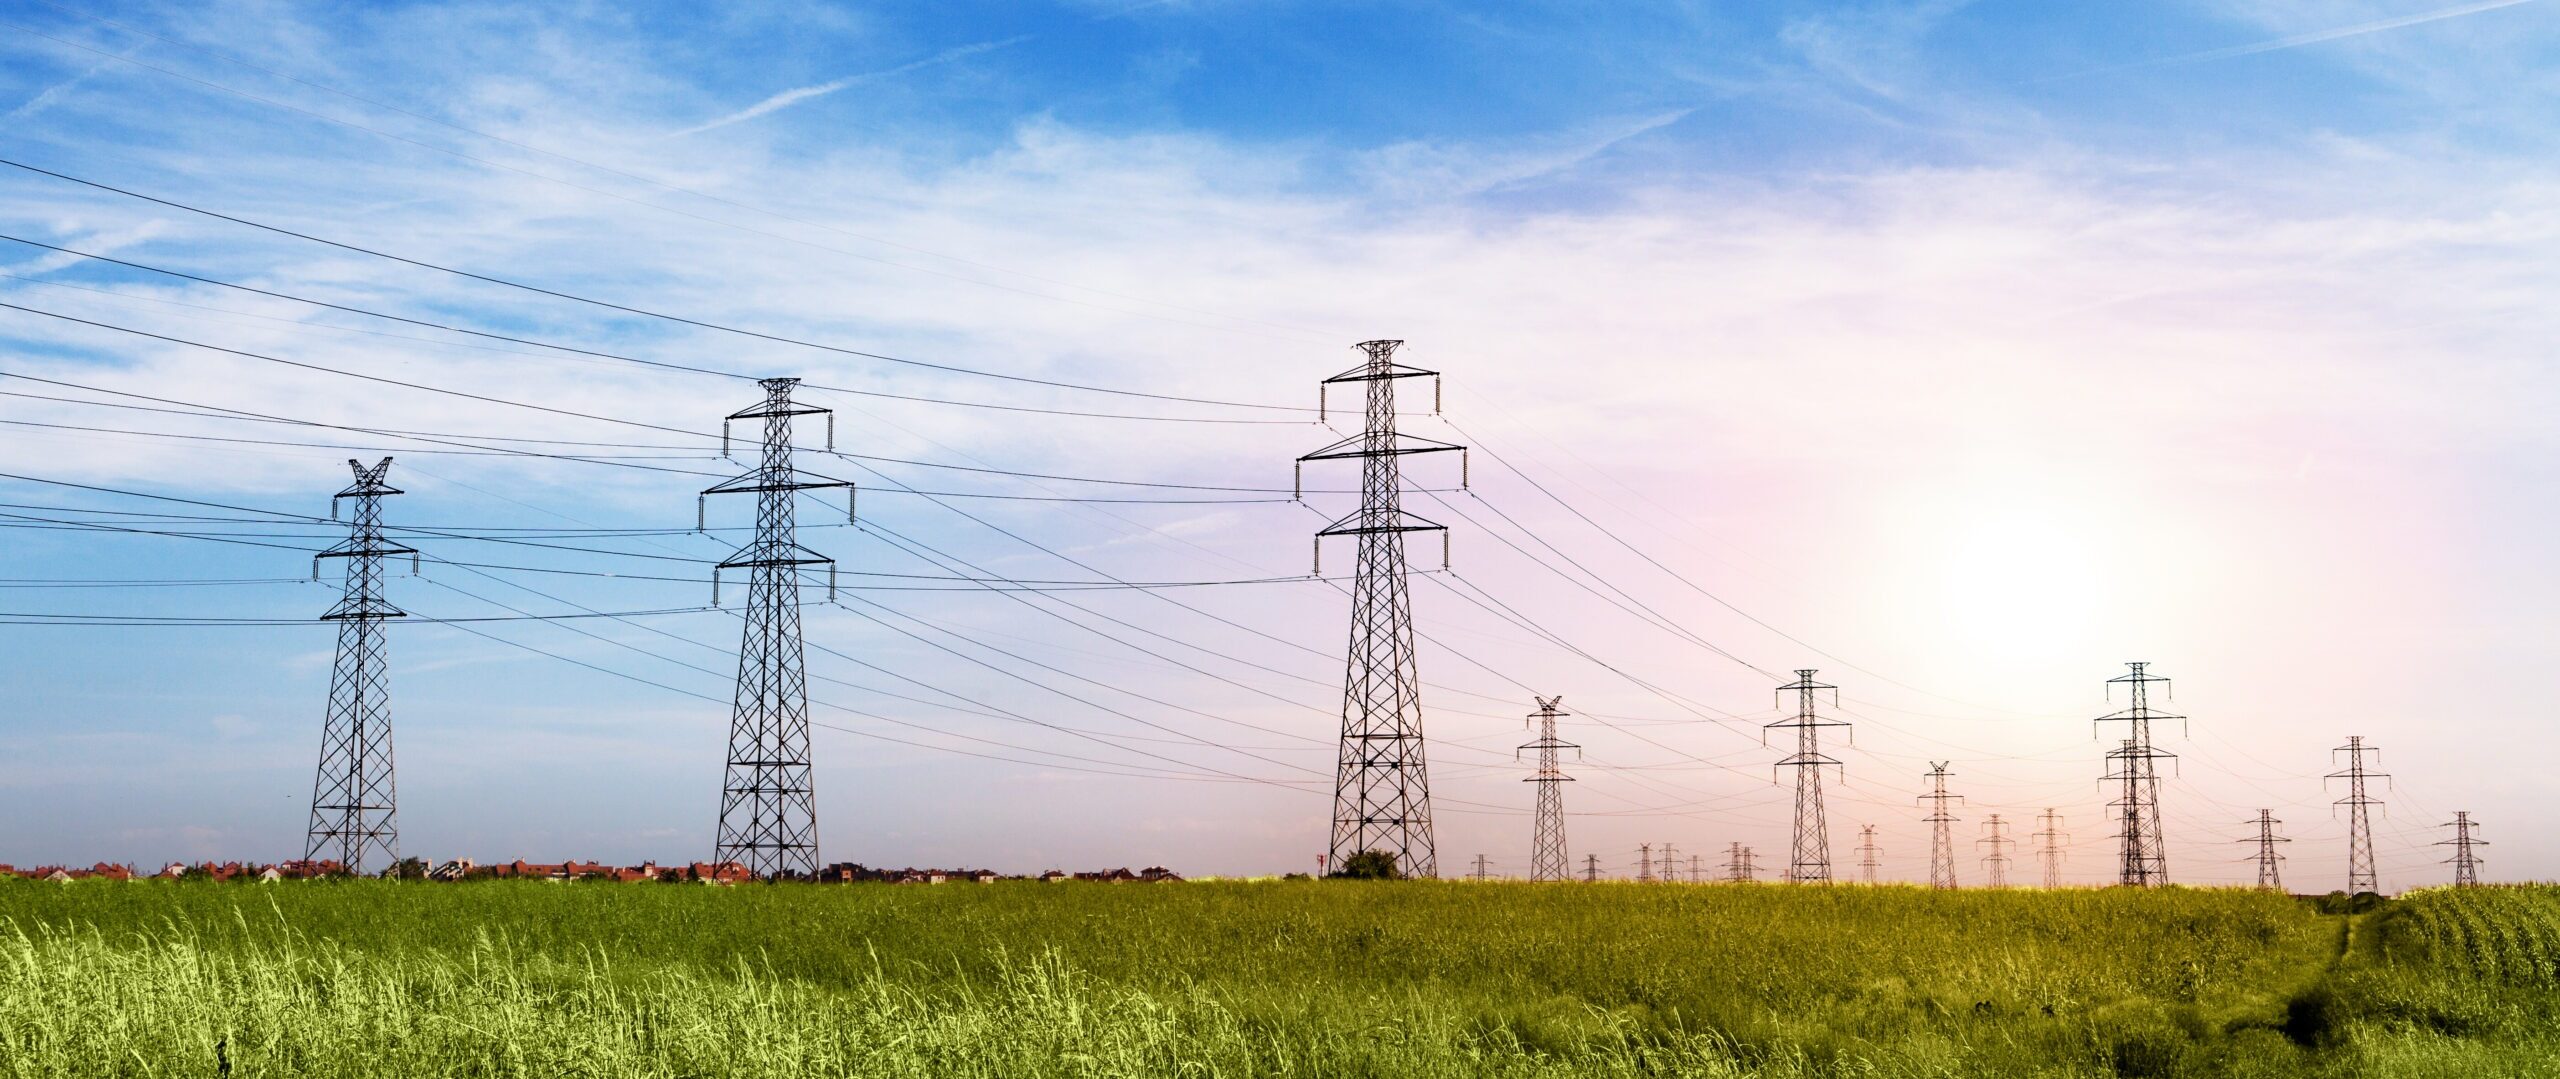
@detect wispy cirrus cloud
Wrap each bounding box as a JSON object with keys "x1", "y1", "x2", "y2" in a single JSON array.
[{"x1": 668, "y1": 35, "x2": 1033, "y2": 138}]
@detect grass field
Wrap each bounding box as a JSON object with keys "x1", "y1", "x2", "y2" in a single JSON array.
[{"x1": 1, "y1": 879, "x2": 2554, "y2": 1077}]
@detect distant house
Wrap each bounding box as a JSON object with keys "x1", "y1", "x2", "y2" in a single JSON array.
[
  {"x1": 971, "y1": 870, "x2": 999, "y2": 884},
  {"x1": 273, "y1": 859, "x2": 346, "y2": 879},
  {"x1": 686, "y1": 862, "x2": 751, "y2": 885},
  {"x1": 429, "y1": 859, "x2": 475, "y2": 882},
  {"x1": 1039, "y1": 870, "x2": 1068, "y2": 884},
  {"x1": 160, "y1": 863, "x2": 189, "y2": 879},
  {"x1": 1139, "y1": 866, "x2": 1183, "y2": 883},
  {"x1": 256, "y1": 867, "x2": 284, "y2": 882}
]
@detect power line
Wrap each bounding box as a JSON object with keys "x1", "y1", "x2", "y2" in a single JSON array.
[
  {"x1": 0, "y1": 233, "x2": 1303, "y2": 424},
  {"x1": 0, "y1": 155, "x2": 1316, "y2": 412},
  {"x1": 1, "y1": 7, "x2": 1342, "y2": 345}
]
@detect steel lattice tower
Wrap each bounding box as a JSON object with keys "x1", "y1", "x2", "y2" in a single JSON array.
[
  {"x1": 1767, "y1": 669, "x2": 1849, "y2": 883},
  {"x1": 2241, "y1": 810, "x2": 2289, "y2": 892},
  {"x1": 1299, "y1": 340, "x2": 1464, "y2": 879},
  {"x1": 1978, "y1": 814, "x2": 2014, "y2": 888},
  {"x1": 1920, "y1": 761, "x2": 1962, "y2": 890},
  {"x1": 2096, "y1": 662, "x2": 2181, "y2": 887},
  {"x1": 2033, "y1": 809, "x2": 2070, "y2": 889},
  {"x1": 1637, "y1": 843, "x2": 1653, "y2": 883},
  {"x1": 1582, "y1": 854, "x2": 1600, "y2": 882},
  {"x1": 2326, "y1": 735, "x2": 2389, "y2": 894},
  {"x1": 1725, "y1": 842, "x2": 1759, "y2": 882},
  {"x1": 2438, "y1": 812, "x2": 2485, "y2": 887},
  {"x1": 1519, "y1": 696, "x2": 1578, "y2": 881},
  {"x1": 1469, "y1": 854, "x2": 1493, "y2": 881},
  {"x1": 304, "y1": 457, "x2": 417, "y2": 875},
  {"x1": 703, "y1": 377, "x2": 852, "y2": 879},
  {"x1": 1855, "y1": 825, "x2": 1881, "y2": 884}
]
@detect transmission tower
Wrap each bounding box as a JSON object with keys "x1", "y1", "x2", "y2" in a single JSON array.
[
  {"x1": 2326, "y1": 735, "x2": 2390, "y2": 894},
  {"x1": 1299, "y1": 340, "x2": 1465, "y2": 879},
  {"x1": 1919, "y1": 762, "x2": 1963, "y2": 890},
  {"x1": 1657, "y1": 842, "x2": 1677, "y2": 882},
  {"x1": 1519, "y1": 696, "x2": 1578, "y2": 881},
  {"x1": 303, "y1": 457, "x2": 418, "y2": 875},
  {"x1": 1978, "y1": 815, "x2": 2014, "y2": 888},
  {"x1": 1855, "y1": 825, "x2": 1881, "y2": 884},
  {"x1": 1725, "y1": 842, "x2": 1760, "y2": 882},
  {"x1": 2240, "y1": 810, "x2": 2289, "y2": 892},
  {"x1": 1688, "y1": 854, "x2": 1704, "y2": 883},
  {"x1": 2095, "y1": 662, "x2": 2181, "y2": 887},
  {"x1": 1582, "y1": 854, "x2": 1600, "y2": 883},
  {"x1": 1470, "y1": 854, "x2": 1493, "y2": 881},
  {"x1": 1637, "y1": 843, "x2": 1653, "y2": 883},
  {"x1": 1767, "y1": 669, "x2": 1849, "y2": 883},
  {"x1": 703, "y1": 377, "x2": 852, "y2": 879},
  {"x1": 2033, "y1": 809, "x2": 2070, "y2": 889},
  {"x1": 2437, "y1": 811, "x2": 2485, "y2": 887}
]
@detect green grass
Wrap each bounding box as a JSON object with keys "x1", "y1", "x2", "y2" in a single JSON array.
[{"x1": 0, "y1": 879, "x2": 2549, "y2": 1077}]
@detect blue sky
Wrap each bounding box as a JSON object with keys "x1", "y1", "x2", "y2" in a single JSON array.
[{"x1": 1, "y1": 0, "x2": 2555, "y2": 887}]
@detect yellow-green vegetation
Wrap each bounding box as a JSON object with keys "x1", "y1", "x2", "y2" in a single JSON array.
[{"x1": 0, "y1": 879, "x2": 2550, "y2": 1077}]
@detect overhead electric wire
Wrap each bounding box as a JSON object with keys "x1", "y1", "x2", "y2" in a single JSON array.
[
  {"x1": 417, "y1": 573, "x2": 1311, "y2": 786},
  {"x1": 0, "y1": 235, "x2": 1304, "y2": 424},
  {"x1": 20, "y1": 0, "x2": 1347, "y2": 345},
  {"x1": 0, "y1": 155, "x2": 1318, "y2": 413},
  {"x1": 0, "y1": 14, "x2": 1343, "y2": 349}
]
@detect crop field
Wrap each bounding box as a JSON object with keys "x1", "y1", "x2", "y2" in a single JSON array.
[{"x1": 1, "y1": 880, "x2": 2554, "y2": 1078}]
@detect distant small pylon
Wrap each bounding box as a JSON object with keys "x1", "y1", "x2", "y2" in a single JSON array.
[
  {"x1": 2239, "y1": 810, "x2": 2290, "y2": 892},
  {"x1": 1724, "y1": 842, "x2": 1760, "y2": 882},
  {"x1": 1767, "y1": 669, "x2": 1848, "y2": 883},
  {"x1": 2327, "y1": 736, "x2": 2390, "y2": 894},
  {"x1": 1919, "y1": 762, "x2": 1963, "y2": 890},
  {"x1": 2033, "y1": 809, "x2": 2069, "y2": 889},
  {"x1": 1978, "y1": 814, "x2": 2014, "y2": 889},
  {"x1": 1519, "y1": 696, "x2": 1577, "y2": 881},
  {"x1": 2437, "y1": 812, "x2": 2486, "y2": 887},
  {"x1": 1855, "y1": 825, "x2": 1881, "y2": 884}
]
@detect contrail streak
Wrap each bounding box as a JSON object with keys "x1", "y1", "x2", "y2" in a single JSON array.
[
  {"x1": 672, "y1": 36, "x2": 1031, "y2": 137},
  {"x1": 2036, "y1": 0, "x2": 2539, "y2": 83}
]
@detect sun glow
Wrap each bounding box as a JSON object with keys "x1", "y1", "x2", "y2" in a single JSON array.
[{"x1": 1886, "y1": 476, "x2": 2127, "y2": 675}]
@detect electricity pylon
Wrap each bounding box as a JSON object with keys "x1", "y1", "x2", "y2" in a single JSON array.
[
  {"x1": 1855, "y1": 825, "x2": 1882, "y2": 884},
  {"x1": 1920, "y1": 762, "x2": 1963, "y2": 890},
  {"x1": 1470, "y1": 854, "x2": 1493, "y2": 881},
  {"x1": 1299, "y1": 340, "x2": 1465, "y2": 879},
  {"x1": 1688, "y1": 854, "x2": 1704, "y2": 883},
  {"x1": 2096, "y1": 662, "x2": 2181, "y2": 886},
  {"x1": 1657, "y1": 842, "x2": 1678, "y2": 882},
  {"x1": 1519, "y1": 696, "x2": 1577, "y2": 881},
  {"x1": 1725, "y1": 842, "x2": 1760, "y2": 882},
  {"x1": 2437, "y1": 811, "x2": 2485, "y2": 887},
  {"x1": 2033, "y1": 809, "x2": 2069, "y2": 889},
  {"x1": 703, "y1": 377, "x2": 852, "y2": 879},
  {"x1": 1767, "y1": 669, "x2": 1849, "y2": 883},
  {"x1": 1582, "y1": 854, "x2": 1600, "y2": 882},
  {"x1": 1978, "y1": 815, "x2": 2014, "y2": 888},
  {"x1": 1637, "y1": 843, "x2": 1653, "y2": 883},
  {"x1": 2327, "y1": 735, "x2": 2390, "y2": 894},
  {"x1": 2241, "y1": 810, "x2": 2289, "y2": 892},
  {"x1": 304, "y1": 457, "x2": 417, "y2": 875}
]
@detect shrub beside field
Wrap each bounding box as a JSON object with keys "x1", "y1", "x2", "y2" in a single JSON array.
[{"x1": 0, "y1": 879, "x2": 2551, "y2": 1077}]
